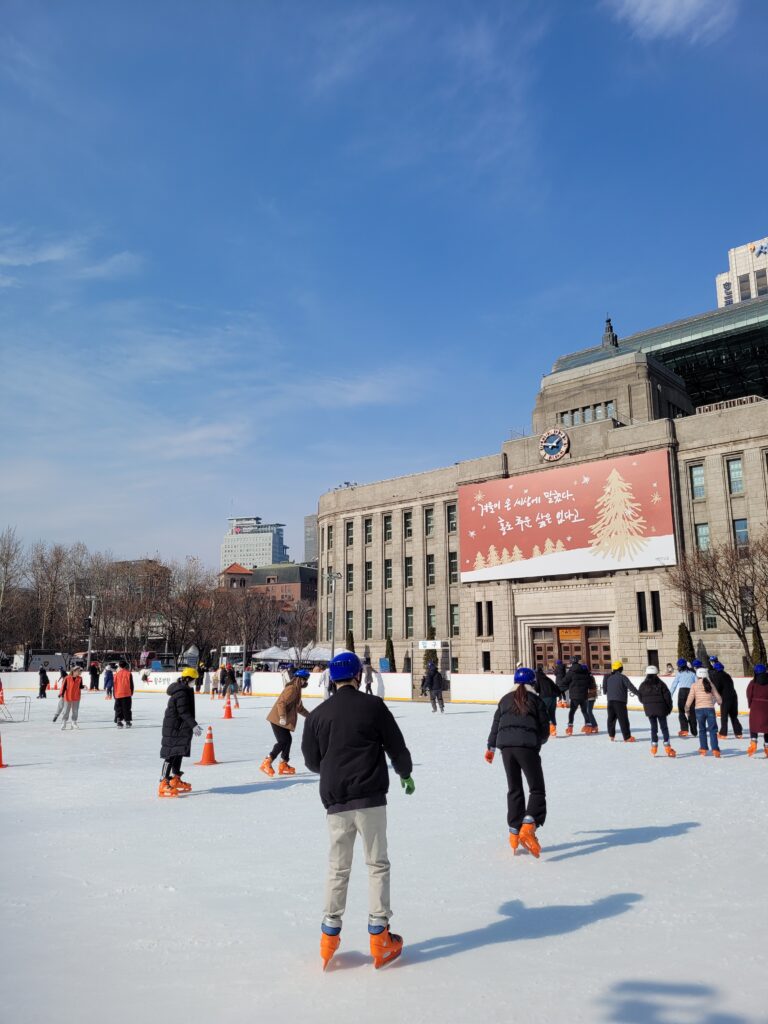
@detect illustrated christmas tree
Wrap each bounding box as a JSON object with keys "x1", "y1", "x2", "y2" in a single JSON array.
[
  {"x1": 555, "y1": 539, "x2": 566, "y2": 552},
  {"x1": 500, "y1": 547, "x2": 511, "y2": 564},
  {"x1": 531, "y1": 544, "x2": 542, "y2": 558},
  {"x1": 511, "y1": 545, "x2": 524, "y2": 561},
  {"x1": 589, "y1": 469, "x2": 648, "y2": 559},
  {"x1": 543, "y1": 537, "x2": 556, "y2": 555},
  {"x1": 487, "y1": 545, "x2": 500, "y2": 566},
  {"x1": 473, "y1": 550, "x2": 486, "y2": 570}
]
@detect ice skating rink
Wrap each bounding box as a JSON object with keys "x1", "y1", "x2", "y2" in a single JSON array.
[{"x1": 2, "y1": 693, "x2": 765, "y2": 1024}]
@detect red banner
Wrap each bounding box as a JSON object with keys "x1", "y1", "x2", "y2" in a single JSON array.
[{"x1": 458, "y1": 449, "x2": 676, "y2": 582}]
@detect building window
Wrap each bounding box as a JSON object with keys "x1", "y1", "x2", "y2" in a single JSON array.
[
  {"x1": 485, "y1": 601, "x2": 494, "y2": 636},
  {"x1": 365, "y1": 609, "x2": 373, "y2": 640},
  {"x1": 327, "y1": 525, "x2": 334, "y2": 550},
  {"x1": 594, "y1": 403, "x2": 605, "y2": 421},
  {"x1": 346, "y1": 564, "x2": 354, "y2": 592},
  {"x1": 695, "y1": 523, "x2": 710, "y2": 551},
  {"x1": 450, "y1": 604, "x2": 459, "y2": 637},
  {"x1": 475, "y1": 601, "x2": 483, "y2": 637},
  {"x1": 637, "y1": 592, "x2": 648, "y2": 633},
  {"x1": 364, "y1": 518, "x2": 372, "y2": 545},
  {"x1": 448, "y1": 551, "x2": 458, "y2": 584},
  {"x1": 702, "y1": 593, "x2": 717, "y2": 630},
  {"x1": 740, "y1": 586, "x2": 754, "y2": 628},
  {"x1": 583, "y1": 405, "x2": 593, "y2": 423},
  {"x1": 738, "y1": 273, "x2": 752, "y2": 301},
  {"x1": 383, "y1": 514, "x2": 392, "y2": 542},
  {"x1": 451, "y1": 656, "x2": 459, "y2": 673},
  {"x1": 650, "y1": 590, "x2": 662, "y2": 632},
  {"x1": 384, "y1": 607, "x2": 393, "y2": 639},
  {"x1": 727, "y1": 457, "x2": 744, "y2": 495},
  {"x1": 266, "y1": 575, "x2": 277, "y2": 584},
  {"x1": 756, "y1": 269, "x2": 768, "y2": 297},
  {"x1": 320, "y1": 527, "x2": 325, "y2": 553},
  {"x1": 481, "y1": 651, "x2": 491, "y2": 672},
  {"x1": 405, "y1": 606, "x2": 414, "y2": 639},
  {"x1": 403, "y1": 510, "x2": 413, "y2": 539},
  {"x1": 424, "y1": 507, "x2": 434, "y2": 537},
  {"x1": 606, "y1": 400, "x2": 615, "y2": 419},
  {"x1": 446, "y1": 504, "x2": 457, "y2": 533},
  {"x1": 346, "y1": 610, "x2": 353, "y2": 635},
  {"x1": 404, "y1": 555, "x2": 414, "y2": 588},
  {"x1": 345, "y1": 521, "x2": 353, "y2": 547},
  {"x1": 561, "y1": 411, "x2": 572, "y2": 427},
  {"x1": 326, "y1": 611, "x2": 332, "y2": 641},
  {"x1": 689, "y1": 464, "x2": 705, "y2": 500},
  {"x1": 427, "y1": 605, "x2": 436, "y2": 631},
  {"x1": 327, "y1": 567, "x2": 334, "y2": 595},
  {"x1": 426, "y1": 553, "x2": 436, "y2": 586},
  {"x1": 365, "y1": 561, "x2": 373, "y2": 592},
  {"x1": 733, "y1": 518, "x2": 749, "y2": 547},
  {"x1": 384, "y1": 559, "x2": 393, "y2": 590},
  {"x1": 572, "y1": 408, "x2": 582, "y2": 426}
]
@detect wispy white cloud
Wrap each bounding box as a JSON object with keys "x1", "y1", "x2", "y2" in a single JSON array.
[
  {"x1": 310, "y1": 7, "x2": 411, "y2": 94},
  {"x1": 75, "y1": 250, "x2": 142, "y2": 280},
  {"x1": 604, "y1": 0, "x2": 739, "y2": 44},
  {"x1": 0, "y1": 230, "x2": 83, "y2": 267}
]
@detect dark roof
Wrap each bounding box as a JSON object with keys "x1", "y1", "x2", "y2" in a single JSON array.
[
  {"x1": 251, "y1": 563, "x2": 318, "y2": 585},
  {"x1": 551, "y1": 296, "x2": 768, "y2": 374}
]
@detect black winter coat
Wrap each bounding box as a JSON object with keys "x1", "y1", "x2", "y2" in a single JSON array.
[
  {"x1": 302, "y1": 685, "x2": 412, "y2": 814},
  {"x1": 534, "y1": 667, "x2": 560, "y2": 699},
  {"x1": 603, "y1": 670, "x2": 639, "y2": 703},
  {"x1": 554, "y1": 663, "x2": 566, "y2": 691},
  {"x1": 711, "y1": 669, "x2": 736, "y2": 705},
  {"x1": 423, "y1": 665, "x2": 444, "y2": 692},
  {"x1": 638, "y1": 677, "x2": 673, "y2": 717},
  {"x1": 488, "y1": 686, "x2": 551, "y2": 751},
  {"x1": 160, "y1": 680, "x2": 198, "y2": 759},
  {"x1": 564, "y1": 663, "x2": 594, "y2": 702}
]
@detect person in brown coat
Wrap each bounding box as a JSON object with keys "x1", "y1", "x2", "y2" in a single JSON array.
[{"x1": 260, "y1": 668, "x2": 310, "y2": 777}]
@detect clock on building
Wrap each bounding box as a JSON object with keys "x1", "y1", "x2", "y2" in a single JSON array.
[{"x1": 539, "y1": 427, "x2": 570, "y2": 462}]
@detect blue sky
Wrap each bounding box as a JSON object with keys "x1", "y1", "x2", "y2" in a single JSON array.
[{"x1": 1, "y1": 0, "x2": 764, "y2": 566}]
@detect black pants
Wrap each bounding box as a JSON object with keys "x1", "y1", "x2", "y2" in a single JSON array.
[
  {"x1": 677, "y1": 689, "x2": 697, "y2": 735},
  {"x1": 38, "y1": 681, "x2": 48, "y2": 698},
  {"x1": 269, "y1": 724, "x2": 292, "y2": 761},
  {"x1": 430, "y1": 689, "x2": 444, "y2": 711},
  {"x1": 648, "y1": 714, "x2": 670, "y2": 745},
  {"x1": 541, "y1": 696, "x2": 557, "y2": 727},
  {"x1": 114, "y1": 696, "x2": 132, "y2": 724},
  {"x1": 162, "y1": 756, "x2": 183, "y2": 779},
  {"x1": 568, "y1": 699, "x2": 589, "y2": 726},
  {"x1": 501, "y1": 747, "x2": 546, "y2": 832},
  {"x1": 750, "y1": 732, "x2": 768, "y2": 743},
  {"x1": 720, "y1": 698, "x2": 743, "y2": 737},
  {"x1": 607, "y1": 700, "x2": 631, "y2": 740}
]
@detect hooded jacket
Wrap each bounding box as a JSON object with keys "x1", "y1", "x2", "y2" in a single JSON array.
[
  {"x1": 602, "y1": 670, "x2": 639, "y2": 703},
  {"x1": 534, "y1": 667, "x2": 560, "y2": 699},
  {"x1": 488, "y1": 686, "x2": 551, "y2": 751},
  {"x1": 746, "y1": 671, "x2": 768, "y2": 733},
  {"x1": 160, "y1": 679, "x2": 198, "y2": 759},
  {"x1": 638, "y1": 675, "x2": 673, "y2": 717},
  {"x1": 267, "y1": 679, "x2": 308, "y2": 731},
  {"x1": 710, "y1": 668, "x2": 736, "y2": 705},
  {"x1": 423, "y1": 665, "x2": 444, "y2": 693},
  {"x1": 563, "y1": 662, "x2": 594, "y2": 702}
]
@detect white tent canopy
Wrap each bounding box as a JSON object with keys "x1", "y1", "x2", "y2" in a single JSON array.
[{"x1": 251, "y1": 645, "x2": 353, "y2": 663}]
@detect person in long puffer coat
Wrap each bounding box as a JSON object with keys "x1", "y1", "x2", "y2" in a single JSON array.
[
  {"x1": 710, "y1": 662, "x2": 743, "y2": 739},
  {"x1": 746, "y1": 664, "x2": 768, "y2": 757},
  {"x1": 534, "y1": 666, "x2": 559, "y2": 735},
  {"x1": 159, "y1": 668, "x2": 202, "y2": 798},
  {"x1": 638, "y1": 666, "x2": 675, "y2": 757}
]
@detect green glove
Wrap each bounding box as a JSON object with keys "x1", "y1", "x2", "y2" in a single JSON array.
[{"x1": 400, "y1": 776, "x2": 415, "y2": 796}]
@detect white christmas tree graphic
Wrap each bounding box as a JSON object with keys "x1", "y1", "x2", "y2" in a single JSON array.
[
  {"x1": 589, "y1": 468, "x2": 648, "y2": 559},
  {"x1": 543, "y1": 537, "x2": 556, "y2": 555},
  {"x1": 555, "y1": 539, "x2": 566, "y2": 552},
  {"x1": 487, "y1": 545, "x2": 500, "y2": 566},
  {"x1": 500, "y1": 547, "x2": 511, "y2": 564},
  {"x1": 511, "y1": 545, "x2": 524, "y2": 561},
  {"x1": 531, "y1": 544, "x2": 542, "y2": 558},
  {"x1": 473, "y1": 550, "x2": 486, "y2": 570}
]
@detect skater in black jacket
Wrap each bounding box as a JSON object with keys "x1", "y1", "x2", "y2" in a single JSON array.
[
  {"x1": 564, "y1": 658, "x2": 595, "y2": 734},
  {"x1": 711, "y1": 662, "x2": 743, "y2": 738},
  {"x1": 534, "y1": 666, "x2": 559, "y2": 736},
  {"x1": 554, "y1": 660, "x2": 567, "y2": 706},
  {"x1": 486, "y1": 667, "x2": 550, "y2": 857},
  {"x1": 638, "y1": 666, "x2": 675, "y2": 757},
  {"x1": 158, "y1": 667, "x2": 201, "y2": 798},
  {"x1": 602, "y1": 660, "x2": 639, "y2": 742}
]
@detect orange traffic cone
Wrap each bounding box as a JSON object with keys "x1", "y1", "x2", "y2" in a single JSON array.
[
  {"x1": 223, "y1": 695, "x2": 233, "y2": 720},
  {"x1": 195, "y1": 727, "x2": 219, "y2": 765},
  {"x1": 0, "y1": 732, "x2": 7, "y2": 768},
  {"x1": 0, "y1": 682, "x2": 4, "y2": 705}
]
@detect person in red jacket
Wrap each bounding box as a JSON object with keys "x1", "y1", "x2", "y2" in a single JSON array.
[
  {"x1": 113, "y1": 660, "x2": 134, "y2": 728},
  {"x1": 746, "y1": 663, "x2": 768, "y2": 757},
  {"x1": 60, "y1": 665, "x2": 84, "y2": 730}
]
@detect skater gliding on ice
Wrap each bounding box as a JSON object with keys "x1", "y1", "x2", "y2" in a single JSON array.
[
  {"x1": 423, "y1": 662, "x2": 445, "y2": 713},
  {"x1": 711, "y1": 661, "x2": 743, "y2": 739},
  {"x1": 301, "y1": 651, "x2": 414, "y2": 971},
  {"x1": 37, "y1": 666, "x2": 48, "y2": 699},
  {"x1": 60, "y1": 665, "x2": 84, "y2": 729},
  {"x1": 564, "y1": 657, "x2": 595, "y2": 734},
  {"x1": 638, "y1": 666, "x2": 675, "y2": 757},
  {"x1": 534, "y1": 665, "x2": 559, "y2": 736},
  {"x1": 686, "y1": 668, "x2": 722, "y2": 757},
  {"x1": 114, "y1": 660, "x2": 134, "y2": 728},
  {"x1": 486, "y1": 666, "x2": 550, "y2": 857},
  {"x1": 669, "y1": 658, "x2": 697, "y2": 737},
  {"x1": 159, "y1": 667, "x2": 202, "y2": 797},
  {"x1": 602, "y1": 660, "x2": 638, "y2": 742},
  {"x1": 260, "y1": 668, "x2": 310, "y2": 777},
  {"x1": 746, "y1": 664, "x2": 768, "y2": 757}
]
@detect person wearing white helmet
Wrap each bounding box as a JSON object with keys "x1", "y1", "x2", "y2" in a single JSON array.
[{"x1": 638, "y1": 666, "x2": 675, "y2": 757}]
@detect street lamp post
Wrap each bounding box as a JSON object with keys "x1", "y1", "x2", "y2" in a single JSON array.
[
  {"x1": 321, "y1": 570, "x2": 343, "y2": 658},
  {"x1": 85, "y1": 595, "x2": 96, "y2": 668}
]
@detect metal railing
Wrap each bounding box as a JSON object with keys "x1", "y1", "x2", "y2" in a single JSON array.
[{"x1": 696, "y1": 395, "x2": 766, "y2": 415}]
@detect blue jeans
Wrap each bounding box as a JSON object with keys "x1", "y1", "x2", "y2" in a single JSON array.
[{"x1": 695, "y1": 708, "x2": 719, "y2": 751}]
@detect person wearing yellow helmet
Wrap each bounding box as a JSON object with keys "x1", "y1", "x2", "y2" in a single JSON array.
[
  {"x1": 158, "y1": 666, "x2": 202, "y2": 798},
  {"x1": 602, "y1": 660, "x2": 639, "y2": 742}
]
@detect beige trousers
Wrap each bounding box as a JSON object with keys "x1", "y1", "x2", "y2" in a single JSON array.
[{"x1": 324, "y1": 805, "x2": 391, "y2": 929}]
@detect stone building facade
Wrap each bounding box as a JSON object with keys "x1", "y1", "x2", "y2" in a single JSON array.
[{"x1": 317, "y1": 306, "x2": 768, "y2": 682}]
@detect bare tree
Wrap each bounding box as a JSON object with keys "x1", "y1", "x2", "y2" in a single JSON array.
[
  {"x1": 0, "y1": 526, "x2": 26, "y2": 648},
  {"x1": 284, "y1": 599, "x2": 317, "y2": 665}
]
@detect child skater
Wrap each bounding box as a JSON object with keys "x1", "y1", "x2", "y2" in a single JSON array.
[
  {"x1": 158, "y1": 667, "x2": 202, "y2": 798},
  {"x1": 485, "y1": 666, "x2": 550, "y2": 857},
  {"x1": 686, "y1": 667, "x2": 722, "y2": 757},
  {"x1": 746, "y1": 664, "x2": 768, "y2": 758},
  {"x1": 638, "y1": 665, "x2": 676, "y2": 757}
]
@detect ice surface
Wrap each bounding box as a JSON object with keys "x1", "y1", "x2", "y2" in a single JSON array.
[{"x1": 1, "y1": 694, "x2": 765, "y2": 1024}]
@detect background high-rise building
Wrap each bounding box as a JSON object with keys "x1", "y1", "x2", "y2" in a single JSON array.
[
  {"x1": 303, "y1": 514, "x2": 318, "y2": 564},
  {"x1": 715, "y1": 235, "x2": 768, "y2": 307},
  {"x1": 220, "y1": 517, "x2": 289, "y2": 571}
]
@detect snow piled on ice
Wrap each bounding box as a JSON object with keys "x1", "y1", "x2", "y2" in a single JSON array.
[{"x1": 1, "y1": 693, "x2": 765, "y2": 1024}]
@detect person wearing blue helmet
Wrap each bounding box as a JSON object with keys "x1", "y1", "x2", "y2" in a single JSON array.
[
  {"x1": 485, "y1": 666, "x2": 551, "y2": 858},
  {"x1": 670, "y1": 658, "x2": 697, "y2": 738},
  {"x1": 260, "y1": 667, "x2": 310, "y2": 777},
  {"x1": 710, "y1": 660, "x2": 743, "y2": 739},
  {"x1": 301, "y1": 650, "x2": 414, "y2": 971}
]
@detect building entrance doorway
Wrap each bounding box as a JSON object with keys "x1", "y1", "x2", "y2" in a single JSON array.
[{"x1": 531, "y1": 625, "x2": 612, "y2": 673}]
